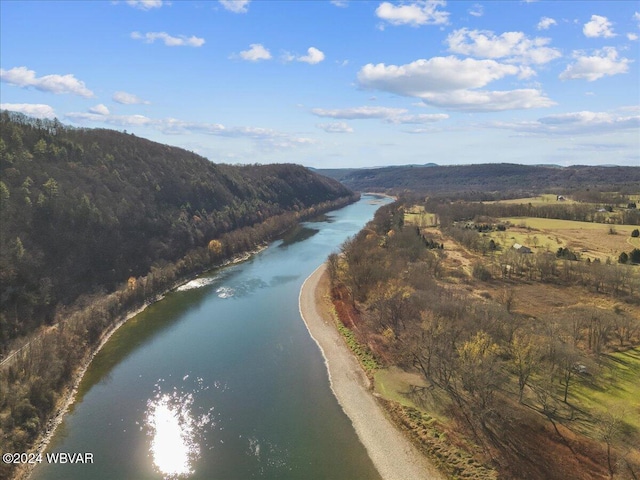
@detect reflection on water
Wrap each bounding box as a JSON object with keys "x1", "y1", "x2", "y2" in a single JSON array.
[
  {"x1": 145, "y1": 381, "x2": 214, "y2": 478},
  {"x1": 278, "y1": 225, "x2": 320, "y2": 247},
  {"x1": 269, "y1": 275, "x2": 300, "y2": 287},
  {"x1": 246, "y1": 435, "x2": 292, "y2": 476}
]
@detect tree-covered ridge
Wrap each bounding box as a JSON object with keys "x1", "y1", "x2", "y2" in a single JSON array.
[
  {"x1": 0, "y1": 111, "x2": 353, "y2": 348},
  {"x1": 320, "y1": 163, "x2": 640, "y2": 197}
]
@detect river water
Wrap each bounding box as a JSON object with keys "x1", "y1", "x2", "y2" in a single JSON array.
[{"x1": 32, "y1": 195, "x2": 390, "y2": 480}]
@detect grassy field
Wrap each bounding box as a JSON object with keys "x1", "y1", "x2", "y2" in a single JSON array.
[
  {"x1": 488, "y1": 194, "x2": 579, "y2": 205},
  {"x1": 374, "y1": 368, "x2": 425, "y2": 409},
  {"x1": 570, "y1": 348, "x2": 640, "y2": 440},
  {"x1": 404, "y1": 205, "x2": 438, "y2": 227},
  {"x1": 494, "y1": 217, "x2": 639, "y2": 261}
]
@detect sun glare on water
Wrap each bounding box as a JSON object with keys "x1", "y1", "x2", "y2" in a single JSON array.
[{"x1": 146, "y1": 385, "x2": 213, "y2": 478}]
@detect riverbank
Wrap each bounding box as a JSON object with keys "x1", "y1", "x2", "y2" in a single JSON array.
[
  {"x1": 12, "y1": 246, "x2": 266, "y2": 480},
  {"x1": 298, "y1": 264, "x2": 444, "y2": 480}
]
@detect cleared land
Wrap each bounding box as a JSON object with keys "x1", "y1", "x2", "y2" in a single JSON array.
[
  {"x1": 404, "y1": 206, "x2": 438, "y2": 228},
  {"x1": 494, "y1": 217, "x2": 639, "y2": 261},
  {"x1": 487, "y1": 194, "x2": 580, "y2": 205}
]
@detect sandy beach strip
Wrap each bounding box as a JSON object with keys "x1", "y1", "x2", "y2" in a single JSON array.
[{"x1": 299, "y1": 264, "x2": 444, "y2": 480}]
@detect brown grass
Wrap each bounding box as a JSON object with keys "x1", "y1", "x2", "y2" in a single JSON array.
[{"x1": 499, "y1": 217, "x2": 638, "y2": 261}]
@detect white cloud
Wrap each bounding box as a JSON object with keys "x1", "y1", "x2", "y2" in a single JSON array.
[
  {"x1": 316, "y1": 122, "x2": 354, "y2": 133},
  {"x1": 537, "y1": 17, "x2": 557, "y2": 30},
  {"x1": 131, "y1": 31, "x2": 205, "y2": 47},
  {"x1": 359, "y1": 57, "x2": 523, "y2": 93},
  {"x1": 634, "y1": 12, "x2": 640, "y2": 28},
  {"x1": 357, "y1": 57, "x2": 554, "y2": 111},
  {"x1": 0, "y1": 103, "x2": 56, "y2": 119},
  {"x1": 560, "y1": 47, "x2": 631, "y2": 81},
  {"x1": 331, "y1": 0, "x2": 348, "y2": 7},
  {"x1": 113, "y1": 91, "x2": 150, "y2": 105},
  {"x1": 627, "y1": 33, "x2": 638, "y2": 41},
  {"x1": 420, "y1": 89, "x2": 555, "y2": 112},
  {"x1": 288, "y1": 47, "x2": 325, "y2": 64},
  {"x1": 491, "y1": 109, "x2": 640, "y2": 135},
  {"x1": 65, "y1": 111, "x2": 313, "y2": 151},
  {"x1": 389, "y1": 113, "x2": 449, "y2": 124},
  {"x1": 219, "y1": 0, "x2": 250, "y2": 13},
  {"x1": 468, "y1": 3, "x2": 483, "y2": 17},
  {"x1": 89, "y1": 104, "x2": 110, "y2": 115},
  {"x1": 0, "y1": 66, "x2": 94, "y2": 97},
  {"x1": 583, "y1": 14, "x2": 616, "y2": 38},
  {"x1": 66, "y1": 111, "x2": 152, "y2": 127},
  {"x1": 312, "y1": 106, "x2": 408, "y2": 119},
  {"x1": 125, "y1": 0, "x2": 164, "y2": 10},
  {"x1": 311, "y1": 106, "x2": 448, "y2": 123},
  {"x1": 375, "y1": 0, "x2": 449, "y2": 27},
  {"x1": 238, "y1": 43, "x2": 272, "y2": 61},
  {"x1": 446, "y1": 28, "x2": 561, "y2": 64}
]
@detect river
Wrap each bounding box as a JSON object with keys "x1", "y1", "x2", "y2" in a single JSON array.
[{"x1": 32, "y1": 195, "x2": 391, "y2": 480}]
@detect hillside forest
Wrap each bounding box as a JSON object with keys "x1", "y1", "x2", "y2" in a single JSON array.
[{"x1": 0, "y1": 111, "x2": 354, "y2": 351}]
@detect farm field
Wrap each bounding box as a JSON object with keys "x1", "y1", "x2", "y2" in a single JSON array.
[
  {"x1": 494, "y1": 217, "x2": 639, "y2": 261},
  {"x1": 487, "y1": 194, "x2": 580, "y2": 205},
  {"x1": 404, "y1": 205, "x2": 438, "y2": 227}
]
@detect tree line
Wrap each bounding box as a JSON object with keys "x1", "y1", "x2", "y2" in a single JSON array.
[{"x1": 322, "y1": 162, "x2": 640, "y2": 197}]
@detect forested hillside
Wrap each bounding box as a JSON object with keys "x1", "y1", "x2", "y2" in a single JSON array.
[
  {"x1": 0, "y1": 111, "x2": 354, "y2": 350},
  {"x1": 320, "y1": 163, "x2": 640, "y2": 197}
]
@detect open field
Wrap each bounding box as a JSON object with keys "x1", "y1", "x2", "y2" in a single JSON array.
[
  {"x1": 571, "y1": 348, "x2": 640, "y2": 434},
  {"x1": 487, "y1": 194, "x2": 580, "y2": 205},
  {"x1": 495, "y1": 217, "x2": 639, "y2": 261},
  {"x1": 404, "y1": 205, "x2": 438, "y2": 227},
  {"x1": 375, "y1": 368, "x2": 425, "y2": 408}
]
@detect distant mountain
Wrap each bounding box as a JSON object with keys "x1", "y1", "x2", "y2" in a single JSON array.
[
  {"x1": 0, "y1": 111, "x2": 354, "y2": 345},
  {"x1": 317, "y1": 163, "x2": 640, "y2": 196}
]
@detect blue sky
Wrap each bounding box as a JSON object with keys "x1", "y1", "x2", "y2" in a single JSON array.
[{"x1": 1, "y1": 0, "x2": 638, "y2": 168}]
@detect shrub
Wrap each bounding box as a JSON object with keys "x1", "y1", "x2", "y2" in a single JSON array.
[{"x1": 472, "y1": 263, "x2": 492, "y2": 281}]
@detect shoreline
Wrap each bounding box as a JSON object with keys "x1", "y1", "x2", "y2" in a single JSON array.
[
  {"x1": 15, "y1": 302, "x2": 151, "y2": 480},
  {"x1": 14, "y1": 246, "x2": 266, "y2": 480},
  {"x1": 298, "y1": 264, "x2": 443, "y2": 480}
]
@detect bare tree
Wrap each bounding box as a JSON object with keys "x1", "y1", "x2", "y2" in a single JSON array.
[
  {"x1": 509, "y1": 332, "x2": 543, "y2": 403},
  {"x1": 596, "y1": 411, "x2": 624, "y2": 479}
]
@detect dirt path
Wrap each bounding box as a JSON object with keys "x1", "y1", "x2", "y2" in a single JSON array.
[{"x1": 299, "y1": 264, "x2": 444, "y2": 480}]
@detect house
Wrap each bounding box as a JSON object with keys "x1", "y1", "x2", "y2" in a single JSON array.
[{"x1": 513, "y1": 243, "x2": 532, "y2": 254}]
